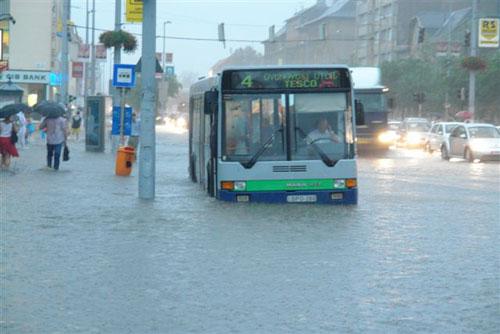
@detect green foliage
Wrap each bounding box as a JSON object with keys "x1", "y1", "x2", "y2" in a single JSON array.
[
  {"x1": 99, "y1": 30, "x2": 137, "y2": 53},
  {"x1": 166, "y1": 75, "x2": 182, "y2": 98},
  {"x1": 381, "y1": 52, "x2": 500, "y2": 121}
]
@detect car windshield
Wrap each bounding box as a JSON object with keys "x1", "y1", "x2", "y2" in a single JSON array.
[
  {"x1": 407, "y1": 122, "x2": 429, "y2": 132},
  {"x1": 356, "y1": 92, "x2": 385, "y2": 112},
  {"x1": 468, "y1": 126, "x2": 500, "y2": 138}
]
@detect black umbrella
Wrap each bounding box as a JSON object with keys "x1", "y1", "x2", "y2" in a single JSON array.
[
  {"x1": 0, "y1": 103, "x2": 32, "y2": 119},
  {"x1": 34, "y1": 101, "x2": 66, "y2": 119}
]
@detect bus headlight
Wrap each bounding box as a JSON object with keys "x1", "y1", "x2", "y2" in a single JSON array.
[
  {"x1": 333, "y1": 179, "x2": 346, "y2": 189},
  {"x1": 378, "y1": 131, "x2": 395, "y2": 143},
  {"x1": 234, "y1": 181, "x2": 247, "y2": 191}
]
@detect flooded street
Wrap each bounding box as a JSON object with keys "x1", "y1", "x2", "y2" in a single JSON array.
[{"x1": 2, "y1": 128, "x2": 499, "y2": 333}]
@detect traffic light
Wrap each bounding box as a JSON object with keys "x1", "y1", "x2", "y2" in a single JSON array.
[
  {"x1": 413, "y1": 92, "x2": 425, "y2": 103},
  {"x1": 464, "y1": 30, "x2": 471, "y2": 47},
  {"x1": 218, "y1": 23, "x2": 226, "y2": 48},
  {"x1": 69, "y1": 95, "x2": 76, "y2": 103},
  {"x1": 418, "y1": 28, "x2": 425, "y2": 43}
]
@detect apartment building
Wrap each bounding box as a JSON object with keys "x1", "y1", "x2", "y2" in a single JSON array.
[{"x1": 354, "y1": 0, "x2": 471, "y2": 65}]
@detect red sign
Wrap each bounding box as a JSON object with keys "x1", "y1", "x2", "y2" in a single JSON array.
[
  {"x1": 95, "y1": 44, "x2": 107, "y2": 60},
  {"x1": 78, "y1": 44, "x2": 90, "y2": 60},
  {"x1": 72, "y1": 62, "x2": 84, "y2": 78}
]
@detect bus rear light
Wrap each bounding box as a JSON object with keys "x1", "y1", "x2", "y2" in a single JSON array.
[
  {"x1": 221, "y1": 181, "x2": 234, "y2": 190},
  {"x1": 346, "y1": 179, "x2": 357, "y2": 188}
]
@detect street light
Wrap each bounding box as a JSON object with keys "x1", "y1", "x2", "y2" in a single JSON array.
[{"x1": 162, "y1": 20, "x2": 172, "y2": 81}]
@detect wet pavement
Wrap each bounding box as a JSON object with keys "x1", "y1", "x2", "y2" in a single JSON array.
[{"x1": 1, "y1": 126, "x2": 499, "y2": 333}]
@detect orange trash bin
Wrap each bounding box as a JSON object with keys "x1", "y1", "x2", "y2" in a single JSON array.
[{"x1": 115, "y1": 146, "x2": 135, "y2": 176}]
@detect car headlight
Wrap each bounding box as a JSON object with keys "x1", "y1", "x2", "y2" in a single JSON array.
[
  {"x1": 407, "y1": 132, "x2": 422, "y2": 144},
  {"x1": 378, "y1": 131, "x2": 395, "y2": 143}
]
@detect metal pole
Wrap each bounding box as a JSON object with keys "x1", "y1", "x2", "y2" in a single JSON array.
[
  {"x1": 113, "y1": 0, "x2": 122, "y2": 153},
  {"x1": 162, "y1": 21, "x2": 166, "y2": 81},
  {"x1": 90, "y1": 0, "x2": 96, "y2": 95},
  {"x1": 84, "y1": 0, "x2": 89, "y2": 105},
  {"x1": 139, "y1": 0, "x2": 157, "y2": 200},
  {"x1": 61, "y1": 0, "x2": 70, "y2": 106},
  {"x1": 444, "y1": 0, "x2": 452, "y2": 121},
  {"x1": 120, "y1": 88, "x2": 125, "y2": 145},
  {"x1": 469, "y1": 0, "x2": 478, "y2": 123}
]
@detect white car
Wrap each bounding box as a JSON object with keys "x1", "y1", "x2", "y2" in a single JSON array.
[
  {"x1": 424, "y1": 122, "x2": 462, "y2": 153},
  {"x1": 441, "y1": 123, "x2": 500, "y2": 162}
]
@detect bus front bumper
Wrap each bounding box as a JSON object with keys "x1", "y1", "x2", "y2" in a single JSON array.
[{"x1": 217, "y1": 189, "x2": 357, "y2": 205}]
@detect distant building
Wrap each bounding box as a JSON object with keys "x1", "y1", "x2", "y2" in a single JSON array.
[
  {"x1": 354, "y1": 0, "x2": 471, "y2": 65},
  {"x1": 263, "y1": 0, "x2": 357, "y2": 65}
]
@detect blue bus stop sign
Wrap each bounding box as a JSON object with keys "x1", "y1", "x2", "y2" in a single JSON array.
[{"x1": 112, "y1": 64, "x2": 136, "y2": 88}]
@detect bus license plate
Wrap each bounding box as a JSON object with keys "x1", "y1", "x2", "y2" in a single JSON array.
[{"x1": 287, "y1": 195, "x2": 317, "y2": 203}]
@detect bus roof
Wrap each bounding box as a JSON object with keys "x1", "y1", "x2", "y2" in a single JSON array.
[
  {"x1": 350, "y1": 67, "x2": 385, "y2": 90},
  {"x1": 220, "y1": 64, "x2": 350, "y2": 72}
]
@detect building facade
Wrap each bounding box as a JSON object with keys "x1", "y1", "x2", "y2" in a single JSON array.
[
  {"x1": 263, "y1": 0, "x2": 357, "y2": 65},
  {"x1": 0, "y1": 0, "x2": 83, "y2": 106},
  {"x1": 354, "y1": 0, "x2": 482, "y2": 66}
]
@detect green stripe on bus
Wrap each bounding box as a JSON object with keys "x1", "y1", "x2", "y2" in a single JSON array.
[{"x1": 242, "y1": 179, "x2": 338, "y2": 192}]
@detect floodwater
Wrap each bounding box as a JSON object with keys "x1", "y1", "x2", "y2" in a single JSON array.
[{"x1": 2, "y1": 125, "x2": 499, "y2": 333}]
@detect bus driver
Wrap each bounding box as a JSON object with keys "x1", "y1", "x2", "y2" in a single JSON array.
[{"x1": 306, "y1": 117, "x2": 341, "y2": 144}]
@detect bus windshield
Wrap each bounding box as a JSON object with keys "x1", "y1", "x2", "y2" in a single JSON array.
[
  {"x1": 222, "y1": 92, "x2": 351, "y2": 165},
  {"x1": 356, "y1": 92, "x2": 385, "y2": 112}
]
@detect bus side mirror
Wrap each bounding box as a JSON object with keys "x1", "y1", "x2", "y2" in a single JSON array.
[
  {"x1": 204, "y1": 90, "x2": 218, "y2": 115},
  {"x1": 355, "y1": 100, "x2": 365, "y2": 126}
]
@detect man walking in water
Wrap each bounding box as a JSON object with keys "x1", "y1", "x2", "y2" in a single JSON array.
[{"x1": 40, "y1": 115, "x2": 68, "y2": 170}]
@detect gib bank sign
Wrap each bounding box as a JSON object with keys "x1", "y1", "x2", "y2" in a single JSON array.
[{"x1": 0, "y1": 70, "x2": 51, "y2": 84}]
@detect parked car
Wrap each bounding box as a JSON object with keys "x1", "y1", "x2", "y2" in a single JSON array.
[
  {"x1": 397, "y1": 118, "x2": 430, "y2": 148},
  {"x1": 441, "y1": 123, "x2": 500, "y2": 162},
  {"x1": 424, "y1": 122, "x2": 462, "y2": 153}
]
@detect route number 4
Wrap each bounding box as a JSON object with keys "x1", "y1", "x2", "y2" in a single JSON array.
[{"x1": 241, "y1": 75, "x2": 253, "y2": 88}]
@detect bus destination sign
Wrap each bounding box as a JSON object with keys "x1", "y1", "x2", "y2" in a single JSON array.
[{"x1": 224, "y1": 69, "x2": 350, "y2": 91}]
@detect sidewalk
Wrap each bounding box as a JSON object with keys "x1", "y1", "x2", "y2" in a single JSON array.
[{"x1": 1, "y1": 127, "x2": 191, "y2": 224}]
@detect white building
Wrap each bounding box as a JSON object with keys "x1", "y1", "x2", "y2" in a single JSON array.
[{"x1": 0, "y1": 0, "x2": 82, "y2": 106}]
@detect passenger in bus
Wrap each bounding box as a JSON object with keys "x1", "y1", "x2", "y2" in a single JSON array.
[
  {"x1": 306, "y1": 117, "x2": 341, "y2": 144},
  {"x1": 227, "y1": 109, "x2": 249, "y2": 155}
]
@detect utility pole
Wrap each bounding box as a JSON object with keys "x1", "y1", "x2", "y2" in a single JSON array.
[
  {"x1": 162, "y1": 20, "x2": 171, "y2": 114},
  {"x1": 139, "y1": 0, "x2": 157, "y2": 200},
  {"x1": 84, "y1": 0, "x2": 89, "y2": 105},
  {"x1": 468, "y1": 0, "x2": 478, "y2": 122},
  {"x1": 60, "y1": 0, "x2": 70, "y2": 106},
  {"x1": 444, "y1": 0, "x2": 452, "y2": 121},
  {"x1": 90, "y1": 0, "x2": 96, "y2": 95},
  {"x1": 112, "y1": 0, "x2": 122, "y2": 152}
]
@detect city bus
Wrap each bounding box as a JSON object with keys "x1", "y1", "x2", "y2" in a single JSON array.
[
  {"x1": 351, "y1": 67, "x2": 392, "y2": 150},
  {"x1": 188, "y1": 65, "x2": 364, "y2": 204}
]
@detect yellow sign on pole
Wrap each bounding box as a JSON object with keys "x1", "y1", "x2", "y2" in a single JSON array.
[
  {"x1": 126, "y1": 0, "x2": 143, "y2": 23},
  {"x1": 479, "y1": 18, "x2": 499, "y2": 48}
]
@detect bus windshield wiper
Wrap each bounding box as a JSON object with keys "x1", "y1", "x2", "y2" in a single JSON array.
[
  {"x1": 295, "y1": 126, "x2": 336, "y2": 167},
  {"x1": 241, "y1": 127, "x2": 283, "y2": 169}
]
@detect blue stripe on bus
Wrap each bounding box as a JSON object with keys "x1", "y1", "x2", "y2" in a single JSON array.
[{"x1": 217, "y1": 189, "x2": 357, "y2": 205}]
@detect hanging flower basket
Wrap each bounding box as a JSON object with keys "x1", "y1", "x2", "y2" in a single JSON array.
[
  {"x1": 99, "y1": 30, "x2": 137, "y2": 53},
  {"x1": 461, "y1": 56, "x2": 487, "y2": 71}
]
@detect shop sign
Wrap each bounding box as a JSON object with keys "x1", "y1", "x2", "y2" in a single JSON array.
[{"x1": 0, "y1": 70, "x2": 50, "y2": 84}]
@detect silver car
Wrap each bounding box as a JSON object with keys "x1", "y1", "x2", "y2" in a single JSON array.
[
  {"x1": 441, "y1": 123, "x2": 500, "y2": 162},
  {"x1": 424, "y1": 122, "x2": 462, "y2": 153}
]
